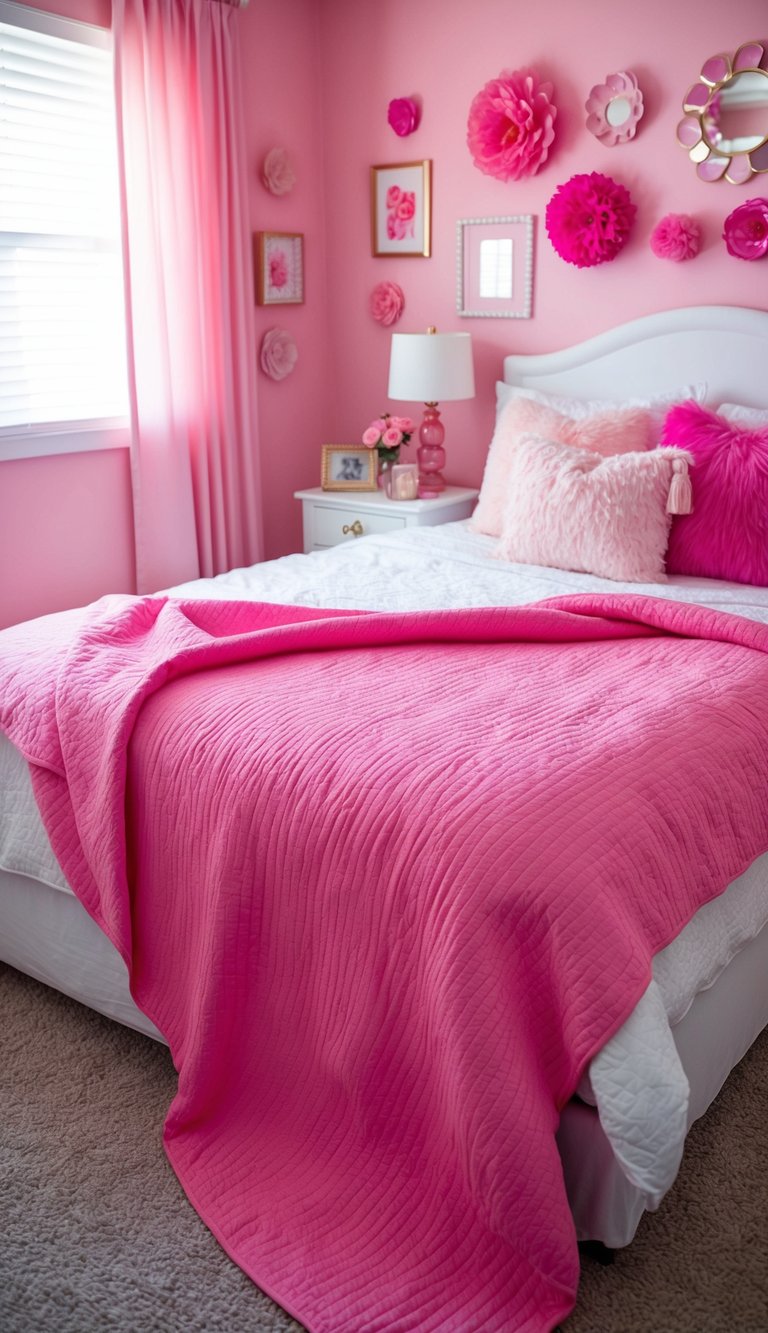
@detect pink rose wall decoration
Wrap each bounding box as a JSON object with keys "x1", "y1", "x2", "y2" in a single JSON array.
[
  {"x1": 261, "y1": 147, "x2": 296, "y2": 197},
  {"x1": 388, "y1": 97, "x2": 420, "y2": 136},
  {"x1": 723, "y1": 198, "x2": 768, "y2": 260},
  {"x1": 370, "y1": 281, "x2": 405, "y2": 326},
  {"x1": 466, "y1": 68, "x2": 556, "y2": 181},
  {"x1": 260, "y1": 328, "x2": 298, "y2": 381},
  {"x1": 650, "y1": 213, "x2": 701, "y2": 261},
  {"x1": 545, "y1": 172, "x2": 636, "y2": 268}
]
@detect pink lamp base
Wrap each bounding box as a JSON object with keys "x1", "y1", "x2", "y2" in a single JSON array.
[{"x1": 417, "y1": 406, "x2": 447, "y2": 499}]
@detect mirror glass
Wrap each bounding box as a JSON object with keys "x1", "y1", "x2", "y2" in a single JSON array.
[
  {"x1": 606, "y1": 96, "x2": 632, "y2": 128},
  {"x1": 701, "y1": 70, "x2": 768, "y2": 154},
  {"x1": 678, "y1": 42, "x2": 768, "y2": 182},
  {"x1": 479, "y1": 238, "x2": 513, "y2": 299}
]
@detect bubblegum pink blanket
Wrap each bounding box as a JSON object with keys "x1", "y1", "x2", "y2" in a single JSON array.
[{"x1": 2, "y1": 593, "x2": 768, "y2": 1332}]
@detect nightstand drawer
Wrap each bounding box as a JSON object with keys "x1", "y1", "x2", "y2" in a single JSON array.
[{"x1": 312, "y1": 505, "x2": 407, "y2": 548}]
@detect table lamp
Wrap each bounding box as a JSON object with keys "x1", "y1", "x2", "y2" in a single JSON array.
[{"x1": 387, "y1": 328, "x2": 475, "y2": 498}]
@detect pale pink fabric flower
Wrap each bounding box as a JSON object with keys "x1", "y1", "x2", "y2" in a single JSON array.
[
  {"x1": 650, "y1": 214, "x2": 701, "y2": 262},
  {"x1": 260, "y1": 328, "x2": 298, "y2": 381},
  {"x1": 388, "y1": 97, "x2": 420, "y2": 136},
  {"x1": 269, "y1": 250, "x2": 288, "y2": 289},
  {"x1": 467, "y1": 68, "x2": 557, "y2": 181},
  {"x1": 362, "y1": 427, "x2": 381, "y2": 447},
  {"x1": 261, "y1": 147, "x2": 296, "y2": 197},
  {"x1": 369, "y1": 281, "x2": 405, "y2": 327}
]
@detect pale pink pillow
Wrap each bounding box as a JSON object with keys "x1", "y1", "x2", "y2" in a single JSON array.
[
  {"x1": 471, "y1": 397, "x2": 654, "y2": 537},
  {"x1": 497, "y1": 436, "x2": 691, "y2": 583}
]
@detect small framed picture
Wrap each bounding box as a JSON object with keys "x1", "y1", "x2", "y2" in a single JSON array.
[
  {"x1": 254, "y1": 231, "x2": 304, "y2": 305},
  {"x1": 321, "y1": 445, "x2": 378, "y2": 491},
  {"x1": 371, "y1": 160, "x2": 432, "y2": 258},
  {"x1": 456, "y1": 215, "x2": 534, "y2": 319}
]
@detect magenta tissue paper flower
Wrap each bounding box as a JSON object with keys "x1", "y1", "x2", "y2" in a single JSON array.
[
  {"x1": 388, "y1": 97, "x2": 419, "y2": 136},
  {"x1": 650, "y1": 213, "x2": 701, "y2": 262},
  {"x1": 260, "y1": 328, "x2": 298, "y2": 381},
  {"x1": 369, "y1": 281, "x2": 405, "y2": 327},
  {"x1": 467, "y1": 68, "x2": 556, "y2": 181},
  {"x1": 545, "y1": 172, "x2": 636, "y2": 268},
  {"x1": 723, "y1": 198, "x2": 768, "y2": 261}
]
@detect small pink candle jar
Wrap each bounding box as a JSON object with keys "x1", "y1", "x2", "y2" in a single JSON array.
[{"x1": 389, "y1": 463, "x2": 419, "y2": 500}]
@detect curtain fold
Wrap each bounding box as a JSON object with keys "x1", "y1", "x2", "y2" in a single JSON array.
[{"x1": 113, "y1": 0, "x2": 263, "y2": 593}]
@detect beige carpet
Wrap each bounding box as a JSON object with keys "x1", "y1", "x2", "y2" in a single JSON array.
[{"x1": 1, "y1": 963, "x2": 767, "y2": 1333}]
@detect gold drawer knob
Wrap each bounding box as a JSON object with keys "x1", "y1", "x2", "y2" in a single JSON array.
[{"x1": 342, "y1": 519, "x2": 364, "y2": 538}]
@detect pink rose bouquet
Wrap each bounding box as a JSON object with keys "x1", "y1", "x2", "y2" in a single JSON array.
[
  {"x1": 723, "y1": 198, "x2": 768, "y2": 261},
  {"x1": 362, "y1": 413, "x2": 414, "y2": 466}
]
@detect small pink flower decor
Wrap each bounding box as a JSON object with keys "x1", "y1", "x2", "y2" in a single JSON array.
[
  {"x1": 650, "y1": 213, "x2": 702, "y2": 262},
  {"x1": 545, "y1": 172, "x2": 636, "y2": 268},
  {"x1": 466, "y1": 68, "x2": 556, "y2": 181},
  {"x1": 388, "y1": 97, "x2": 420, "y2": 136},
  {"x1": 261, "y1": 147, "x2": 296, "y2": 197},
  {"x1": 722, "y1": 198, "x2": 768, "y2": 261},
  {"x1": 362, "y1": 413, "x2": 414, "y2": 474},
  {"x1": 585, "y1": 71, "x2": 644, "y2": 147},
  {"x1": 369, "y1": 281, "x2": 405, "y2": 326},
  {"x1": 260, "y1": 328, "x2": 298, "y2": 381}
]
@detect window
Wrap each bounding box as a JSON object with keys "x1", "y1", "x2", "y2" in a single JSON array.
[{"x1": 0, "y1": 0, "x2": 129, "y2": 458}]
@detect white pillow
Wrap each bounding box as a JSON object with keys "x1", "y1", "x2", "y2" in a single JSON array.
[
  {"x1": 718, "y1": 402, "x2": 768, "y2": 428},
  {"x1": 495, "y1": 381, "x2": 708, "y2": 431}
]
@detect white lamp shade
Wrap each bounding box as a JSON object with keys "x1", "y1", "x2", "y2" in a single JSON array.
[{"x1": 388, "y1": 332, "x2": 475, "y2": 403}]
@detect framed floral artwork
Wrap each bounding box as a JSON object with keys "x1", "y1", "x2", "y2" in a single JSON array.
[
  {"x1": 254, "y1": 231, "x2": 304, "y2": 305},
  {"x1": 371, "y1": 161, "x2": 432, "y2": 258},
  {"x1": 457, "y1": 216, "x2": 534, "y2": 318},
  {"x1": 321, "y1": 445, "x2": 378, "y2": 492}
]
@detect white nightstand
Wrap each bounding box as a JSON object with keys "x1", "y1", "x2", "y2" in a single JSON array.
[{"x1": 294, "y1": 486, "x2": 479, "y2": 554}]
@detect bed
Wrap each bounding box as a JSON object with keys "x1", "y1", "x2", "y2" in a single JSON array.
[{"x1": 1, "y1": 304, "x2": 767, "y2": 1332}]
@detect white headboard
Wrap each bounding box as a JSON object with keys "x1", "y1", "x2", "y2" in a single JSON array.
[{"x1": 502, "y1": 306, "x2": 768, "y2": 408}]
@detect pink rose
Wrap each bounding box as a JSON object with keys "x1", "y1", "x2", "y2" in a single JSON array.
[
  {"x1": 382, "y1": 426, "x2": 402, "y2": 447},
  {"x1": 371, "y1": 417, "x2": 388, "y2": 433},
  {"x1": 261, "y1": 147, "x2": 296, "y2": 197},
  {"x1": 396, "y1": 192, "x2": 415, "y2": 221},
  {"x1": 369, "y1": 281, "x2": 405, "y2": 327},
  {"x1": 386, "y1": 185, "x2": 402, "y2": 209},
  {"x1": 723, "y1": 198, "x2": 768, "y2": 261},
  {"x1": 362, "y1": 427, "x2": 380, "y2": 447},
  {"x1": 387, "y1": 97, "x2": 420, "y2": 137},
  {"x1": 259, "y1": 328, "x2": 298, "y2": 381},
  {"x1": 467, "y1": 67, "x2": 557, "y2": 182},
  {"x1": 390, "y1": 416, "x2": 413, "y2": 433},
  {"x1": 269, "y1": 250, "x2": 288, "y2": 289}
]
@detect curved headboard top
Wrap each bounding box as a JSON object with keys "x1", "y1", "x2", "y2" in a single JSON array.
[{"x1": 502, "y1": 306, "x2": 768, "y2": 409}]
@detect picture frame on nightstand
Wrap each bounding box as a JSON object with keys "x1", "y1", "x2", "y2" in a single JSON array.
[{"x1": 321, "y1": 445, "x2": 378, "y2": 492}]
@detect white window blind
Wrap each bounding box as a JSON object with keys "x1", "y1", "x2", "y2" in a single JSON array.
[{"x1": 0, "y1": 1, "x2": 129, "y2": 438}]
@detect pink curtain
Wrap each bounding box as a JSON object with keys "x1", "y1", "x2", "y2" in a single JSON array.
[{"x1": 113, "y1": 0, "x2": 263, "y2": 593}]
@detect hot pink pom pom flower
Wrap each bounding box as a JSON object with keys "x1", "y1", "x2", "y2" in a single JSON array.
[
  {"x1": 545, "y1": 172, "x2": 636, "y2": 268},
  {"x1": 650, "y1": 213, "x2": 701, "y2": 262},
  {"x1": 723, "y1": 198, "x2": 768, "y2": 261},
  {"x1": 467, "y1": 68, "x2": 556, "y2": 182}
]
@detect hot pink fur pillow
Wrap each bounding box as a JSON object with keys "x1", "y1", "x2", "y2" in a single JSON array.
[
  {"x1": 497, "y1": 436, "x2": 689, "y2": 583},
  {"x1": 662, "y1": 402, "x2": 768, "y2": 586},
  {"x1": 471, "y1": 397, "x2": 654, "y2": 537}
]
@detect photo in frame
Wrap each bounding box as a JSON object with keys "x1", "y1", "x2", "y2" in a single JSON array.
[
  {"x1": 371, "y1": 161, "x2": 432, "y2": 258},
  {"x1": 456, "y1": 215, "x2": 534, "y2": 318},
  {"x1": 254, "y1": 231, "x2": 304, "y2": 305},
  {"x1": 321, "y1": 445, "x2": 378, "y2": 492}
]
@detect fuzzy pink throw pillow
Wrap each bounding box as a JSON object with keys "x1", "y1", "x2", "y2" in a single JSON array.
[
  {"x1": 497, "y1": 436, "x2": 689, "y2": 583},
  {"x1": 471, "y1": 397, "x2": 654, "y2": 537},
  {"x1": 662, "y1": 402, "x2": 768, "y2": 586}
]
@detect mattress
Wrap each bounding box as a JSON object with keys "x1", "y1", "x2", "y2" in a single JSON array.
[{"x1": 3, "y1": 521, "x2": 768, "y2": 1214}]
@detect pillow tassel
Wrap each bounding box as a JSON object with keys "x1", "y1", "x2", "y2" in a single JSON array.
[{"x1": 667, "y1": 456, "x2": 693, "y2": 515}]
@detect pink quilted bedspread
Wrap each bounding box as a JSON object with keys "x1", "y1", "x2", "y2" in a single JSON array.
[{"x1": 2, "y1": 593, "x2": 768, "y2": 1332}]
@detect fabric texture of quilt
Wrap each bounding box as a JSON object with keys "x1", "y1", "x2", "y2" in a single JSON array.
[{"x1": 1, "y1": 592, "x2": 767, "y2": 1332}]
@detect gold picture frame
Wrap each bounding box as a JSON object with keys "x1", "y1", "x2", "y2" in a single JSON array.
[
  {"x1": 321, "y1": 445, "x2": 378, "y2": 491},
  {"x1": 254, "y1": 231, "x2": 304, "y2": 305},
  {"x1": 371, "y1": 160, "x2": 432, "y2": 258}
]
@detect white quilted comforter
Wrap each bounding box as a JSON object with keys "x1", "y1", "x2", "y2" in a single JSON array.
[{"x1": 3, "y1": 520, "x2": 768, "y2": 1206}]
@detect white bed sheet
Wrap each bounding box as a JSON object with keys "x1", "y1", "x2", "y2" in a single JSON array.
[{"x1": 2, "y1": 520, "x2": 768, "y2": 1208}]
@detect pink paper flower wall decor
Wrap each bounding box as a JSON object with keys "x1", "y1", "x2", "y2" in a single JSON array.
[
  {"x1": 260, "y1": 328, "x2": 298, "y2": 381},
  {"x1": 585, "y1": 71, "x2": 644, "y2": 146},
  {"x1": 545, "y1": 172, "x2": 636, "y2": 268},
  {"x1": 370, "y1": 281, "x2": 405, "y2": 326},
  {"x1": 723, "y1": 198, "x2": 768, "y2": 260},
  {"x1": 388, "y1": 97, "x2": 420, "y2": 136},
  {"x1": 650, "y1": 213, "x2": 702, "y2": 261},
  {"x1": 261, "y1": 147, "x2": 296, "y2": 197},
  {"x1": 467, "y1": 68, "x2": 556, "y2": 181}
]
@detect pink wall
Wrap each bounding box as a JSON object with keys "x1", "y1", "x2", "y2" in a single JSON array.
[{"x1": 317, "y1": 0, "x2": 768, "y2": 490}]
